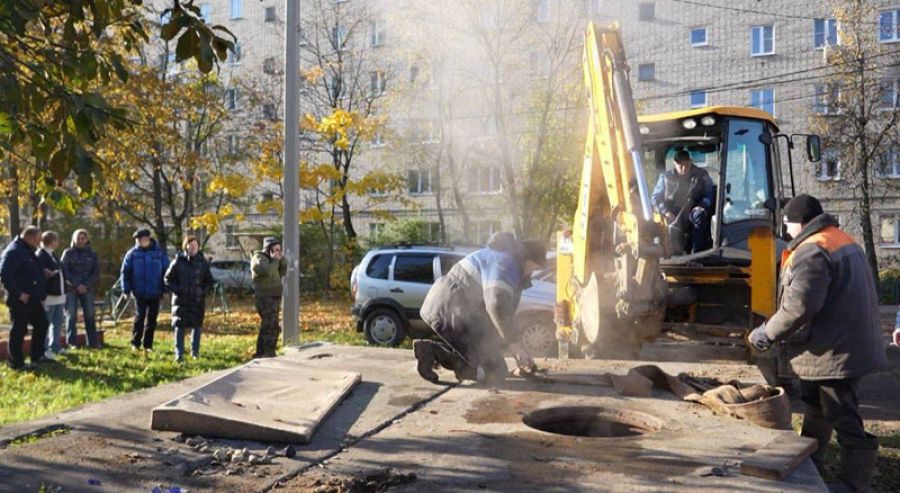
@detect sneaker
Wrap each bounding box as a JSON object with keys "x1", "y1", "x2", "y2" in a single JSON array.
[
  {"x1": 190, "y1": 353, "x2": 199, "y2": 360},
  {"x1": 131, "y1": 345, "x2": 140, "y2": 352},
  {"x1": 56, "y1": 348, "x2": 68, "y2": 355},
  {"x1": 144, "y1": 348, "x2": 153, "y2": 353},
  {"x1": 43, "y1": 350, "x2": 57, "y2": 360}
]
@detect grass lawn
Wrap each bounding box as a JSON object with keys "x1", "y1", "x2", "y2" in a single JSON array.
[{"x1": 0, "y1": 294, "x2": 364, "y2": 426}]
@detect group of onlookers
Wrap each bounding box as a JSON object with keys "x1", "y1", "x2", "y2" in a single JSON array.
[{"x1": 1, "y1": 225, "x2": 287, "y2": 370}]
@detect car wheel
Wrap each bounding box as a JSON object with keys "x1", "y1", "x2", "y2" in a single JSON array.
[
  {"x1": 364, "y1": 308, "x2": 407, "y2": 347},
  {"x1": 519, "y1": 313, "x2": 557, "y2": 358}
]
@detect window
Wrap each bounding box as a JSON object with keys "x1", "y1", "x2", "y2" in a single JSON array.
[
  {"x1": 412, "y1": 119, "x2": 440, "y2": 143},
  {"x1": 227, "y1": 43, "x2": 242, "y2": 65},
  {"x1": 638, "y1": 3, "x2": 655, "y2": 21},
  {"x1": 365, "y1": 254, "x2": 391, "y2": 279},
  {"x1": 722, "y1": 119, "x2": 772, "y2": 224},
  {"x1": 690, "y1": 27, "x2": 708, "y2": 47},
  {"x1": 225, "y1": 88, "x2": 238, "y2": 110},
  {"x1": 879, "y1": 8, "x2": 900, "y2": 43},
  {"x1": 332, "y1": 25, "x2": 348, "y2": 49},
  {"x1": 882, "y1": 149, "x2": 900, "y2": 178},
  {"x1": 393, "y1": 254, "x2": 435, "y2": 284},
  {"x1": 368, "y1": 20, "x2": 386, "y2": 47},
  {"x1": 814, "y1": 18, "x2": 838, "y2": 48},
  {"x1": 408, "y1": 169, "x2": 433, "y2": 195},
  {"x1": 881, "y1": 215, "x2": 900, "y2": 245},
  {"x1": 637, "y1": 63, "x2": 655, "y2": 81},
  {"x1": 813, "y1": 84, "x2": 841, "y2": 115},
  {"x1": 690, "y1": 90, "x2": 707, "y2": 108},
  {"x1": 409, "y1": 64, "x2": 420, "y2": 83},
  {"x1": 230, "y1": 0, "x2": 243, "y2": 19},
  {"x1": 751, "y1": 25, "x2": 774, "y2": 56},
  {"x1": 370, "y1": 70, "x2": 386, "y2": 95},
  {"x1": 469, "y1": 165, "x2": 502, "y2": 193},
  {"x1": 425, "y1": 223, "x2": 441, "y2": 242},
  {"x1": 818, "y1": 149, "x2": 841, "y2": 181},
  {"x1": 264, "y1": 57, "x2": 278, "y2": 74},
  {"x1": 225, "y1": 224, "x2": 239, "y2": 248},
  {"x1": 199, "y1": 3, "x2": 211, "y2": 23},
  {"x1": 372, "y1": 130, "x2": 385, "y2": 147},
  {"x1": 881, "y1": 79, "x2": 899, "y2": 109},
  {"x1": 530, "y1": 51, "x2": 550, "y2": 77},
  {"x1": 749, "y1": 88, "x2": 774, "y2": 115},
  {"x1": 262, "y1": 103, "x2": 277, "y2": 119},
  {"x1": 439, "y1": 254, "x2": 462, "y2": 276},
  {"x1": 535, "y1": 0, "x2": 550, "y2": 24},
  {"x1": 265, "y1": 6, "x2": 276, "y2": 22},
  {"x1": 473, "y1": 221, "x2": 501, "y2": 245},
  {"x1": 226, "y1": 134, "x2": 240, "y2": 155},
  {"x1": 587, "y1": 0, "x2": 602, "y2": 16}
]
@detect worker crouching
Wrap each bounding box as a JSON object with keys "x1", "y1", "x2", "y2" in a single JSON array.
[{"x1": 414, "y1": 233, "x2": 547, "y2": 385}]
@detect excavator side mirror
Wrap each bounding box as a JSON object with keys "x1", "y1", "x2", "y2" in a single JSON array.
[
  {"x1": 806, "y1": 135, "x2": 822, "y2": 162},
  {"x1": 763, "y1": 197, "x2": 778, "y2": 212}
]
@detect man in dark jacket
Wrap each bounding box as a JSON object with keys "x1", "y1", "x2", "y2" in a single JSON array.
[
  {"x1": 60, "y1": 229, "x2": 100, "y2": 348},
  {"x1": 0, "y1": 226, "x2": 49, "y2": 370},
  {"x1": 414, "y1": 233, "x2": 546, "y2": 385},
  {"x1": 251, "y1": 237, "x2": 287, "y2": 358},
  {"x1": 650, "y1": 150, "x2": 715, "y2": 254},
  {"x1": 37, "y1": 231, "x2": 66, "y2": 357},
  {"x1": 749, "y1": 195, "x2": 886, "y2": 492},
  {"x1": 121, "y1": 229, "x2": 170, "y2": 351},
  {"x1": 164, "y1": 235, "x2": 214, "y2": 361}
]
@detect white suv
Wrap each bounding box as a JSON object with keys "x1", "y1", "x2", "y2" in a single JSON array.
[{"x1": 349, "y1": 245, "x2": 558, "y2": 357}]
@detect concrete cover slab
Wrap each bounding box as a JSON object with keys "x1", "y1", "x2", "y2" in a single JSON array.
[{"x1": 150, "y1": 358, "x2": 361, "y2": 443}]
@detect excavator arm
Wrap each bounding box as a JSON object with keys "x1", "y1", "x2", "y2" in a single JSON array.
[{"x1": 555, "y1": 22, "x2": 667, "y2": 358}]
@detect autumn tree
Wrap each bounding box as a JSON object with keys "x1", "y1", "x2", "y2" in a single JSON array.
[
  {"x1": 810, "y1": 0, "x2": 900, "y2": 276},
  {"x1": 0, "y1": 0, "x2": 235, "y2": 237}
]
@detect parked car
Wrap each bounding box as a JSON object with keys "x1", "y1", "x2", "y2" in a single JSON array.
[
  {"x1": 209, "y1": 260, "x2": 253, "y2": 292},
  {"x1": 349, "y1": 245, "x2": 558, "y2": 357}
]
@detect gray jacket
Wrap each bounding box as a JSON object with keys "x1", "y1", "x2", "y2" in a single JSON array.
[
  {"x1": 764, "y1": 214, "x2": 886, "y2": 380},
  {"x1": 61, "y1": 239, "x2": 99, "y2": 292}
]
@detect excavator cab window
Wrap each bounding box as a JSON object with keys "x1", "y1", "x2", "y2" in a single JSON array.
[{"x1": 721, "y1": 118, "x2": 773, "y2": 225}]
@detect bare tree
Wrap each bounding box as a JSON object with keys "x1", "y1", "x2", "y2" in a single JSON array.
[{"x1": 810, "y1": 0, "x2": 900, "y2": 276}]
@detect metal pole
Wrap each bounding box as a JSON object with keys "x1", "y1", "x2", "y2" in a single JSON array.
[{"x1": 282, "y1": 0, "x2": 300, "y2": 346}]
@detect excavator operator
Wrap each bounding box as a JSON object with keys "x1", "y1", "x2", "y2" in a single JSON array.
[{"x1": 651, "y1": 149, "x2": 715, "y2": 254}]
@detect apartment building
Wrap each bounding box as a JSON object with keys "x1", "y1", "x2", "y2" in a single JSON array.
[{"x1": 146, "y1": 0, "x2": 899, "y2": 264}]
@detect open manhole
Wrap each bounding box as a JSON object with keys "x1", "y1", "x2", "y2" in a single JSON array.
[{"x1": 522, "y1": 406, "x2": 662, "y2": 438}]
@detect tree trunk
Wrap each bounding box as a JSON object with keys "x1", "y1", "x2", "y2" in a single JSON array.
[
  {"x1": 6, "y1": 161, "x2": 21, "y2": 239},
  {"x1": 153, "y1": 162, "x2": 167, "y2": 252}
]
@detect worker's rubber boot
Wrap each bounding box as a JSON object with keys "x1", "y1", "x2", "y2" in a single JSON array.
[
  {"x1": 829, "y1": 443, "x2": 878, "y2": 493},
  {"x1": 801, "y1": 414, "x2": 834, "y2": 473},
  {"x1": 431, "y1": 344, "x2": 476, "y2": 382},
  {"x1": 412, "y1": 340, "x2": 439, "y2": 384}
]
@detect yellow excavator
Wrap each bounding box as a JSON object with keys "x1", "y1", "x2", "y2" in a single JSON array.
[{"x1": 554, "y1": 22, "x2": 822, "y2": 373}]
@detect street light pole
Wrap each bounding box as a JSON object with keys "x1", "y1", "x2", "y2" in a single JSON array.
[{"x1": 282, "y1": 0, "x2": 300, "y2": 346}]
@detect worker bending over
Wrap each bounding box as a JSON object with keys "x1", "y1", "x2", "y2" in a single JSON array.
[
  {"x1": 651, "y1": 149, "x2": 714, "y2": 254},
  {"x1": 414, "y1": 233, "x2": 546, "y2": 385}
]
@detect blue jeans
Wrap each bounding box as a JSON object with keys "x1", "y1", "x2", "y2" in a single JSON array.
[
  {"x1": 174, "y1": 326, "x2": 202, "y2": 360},
  {"x1": 45, "y1": 304, "x2": 65, "y2": 353},
  {"x1": 66, "y1": 291, "x2": 98, "y2": 347}
]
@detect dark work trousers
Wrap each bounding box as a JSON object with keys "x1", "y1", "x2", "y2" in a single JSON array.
[
  {"x1": 799, "y1": 378, "x2": 878, "y2": 452},
  {"x1": 132, "y1": 297, "x2": 161, "y2": 349},
  {"x1": 254, "y1": 296, "x2": 282, "y2": 358},
  {"x1": 7, "y1": 300, "x2": 49, "y2": 368}
]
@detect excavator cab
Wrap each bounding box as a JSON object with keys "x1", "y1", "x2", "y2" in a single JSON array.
[{"x1": 555, "y1": 22, "x2": 823, "y2": 362}]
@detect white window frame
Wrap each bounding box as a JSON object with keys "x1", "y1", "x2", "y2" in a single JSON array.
[
  {"x1": 817, "y1": 150, "x2": 841, "y2": 181},
  {"x1": 369, "y1": 20, "x2": 386, "y2": 47},
  {"x1": 880, "y1": 213, "x2": 900, "y2": 246},
  {"x1": 473, "y1": 221, "x2": 501, "y2": 245},
  {"x1": 751, "y1": 25, "x2": 775, "y2": 56},
  {"x1": 749, "y1": 88, "x2": 775, "y2": 116},
  {"x1": 333, "y1": 25, "x2": 348, "y2": 50},
  {"x1": 813, "y1": 84, "x2": 841, "y2": 115},
  {"x1": 226, "y1": 224, "x2": 239, "y2": 248},
  {"x1": 884, "y1": 149, "x2": 900, "y2": 178},
  {"x1": 371, "y1": 130, "x2": 386, "y2": 148},
  {"x1": 690, "y1": 27, "x2": 708, "y2": 47},
  {"x1": 536, "y1": 0, "x2": 550, "y2": 24},
  {"x1": 370, "y1": 70, "x2": 386, "y2": 96},
  {"x1": 690, "y1": 90, "x2": 707, "y2": 108},
  {"x1": 879, "y1": 8, "x2": 900, "y2": 43},
  {"x1": 814, "y1": 18, "x2": 839, "y2": 49},
  {"x1": 228, "y1": 43, "x2": 242, "y2": 66},
  {"x1": 230, "y1": 0, "x2": 243, "y2": 20},
  {"x1": 637, "y1": 63, "x2": 655, "y2": 81},
  {"x1": 470, "y1": 165, "x2": 503, "y2": 194},
  {"x1": 881, "y1": 79, "x2": 899, "y2": 110},
  {"x1": 368, "y1": 223, "x2": 385, "y2": 236},
  {"x1": 408, "y1": 169, "x2": 433, "y2": 195}
]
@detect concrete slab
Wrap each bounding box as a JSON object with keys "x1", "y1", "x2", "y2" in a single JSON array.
[
  {"x1": 283, "y1": 358, "x2": 826, "y2": 492},
  {"x1": 150, "y1": 358, "x2": 361, "y2": 443}
]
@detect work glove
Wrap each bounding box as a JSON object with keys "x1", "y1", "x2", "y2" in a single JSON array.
[{"x1": 748, "y1": 324, "x2": 772, "y2": 352}]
